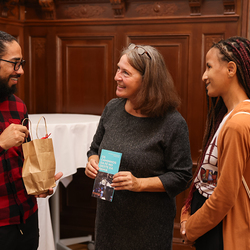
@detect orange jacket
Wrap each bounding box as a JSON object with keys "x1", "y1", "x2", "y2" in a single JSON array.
[{"x1": 182, "y1": 101, "x2": 250, "y2": 250}]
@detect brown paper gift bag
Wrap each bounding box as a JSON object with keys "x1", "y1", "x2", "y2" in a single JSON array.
[{"x1": 22, "y1": 116, "x2": 56, "y2": 195}]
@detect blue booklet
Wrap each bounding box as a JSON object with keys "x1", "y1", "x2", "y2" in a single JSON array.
[{"x1": 92, "y1": 149, "x2": 122, "y2": 202}]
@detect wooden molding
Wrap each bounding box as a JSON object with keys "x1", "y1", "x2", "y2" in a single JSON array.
[
  {"x1": 189, "y1": 0, "x2": 202, "y2": 16},
  {"x1": 110, "y1": 0, "x2": 125, "y2": 18},
  {"x1": 223, "y1": 0, "x2": 235, "y2": 15},
  {"x1": 0, "y1": 0, "x2": 19, "y2": 19},
  {"x1": 33, "y1": 37, "x2": 46, "y2": 58},
  {"x1": 62, "y1": 5, "x2": 106, "y2": 19},
  {"x1": 135, "y1": 2, "x2": 178, "y2": 17},
  {"x1": 39, "y1": 0, "x2": 56, "y2": 20},
  {"x1": 21, "y1": 15, "x2": 239, "y2": 27}
]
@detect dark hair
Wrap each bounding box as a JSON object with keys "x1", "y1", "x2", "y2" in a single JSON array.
[
  {"x1": 0, "y1": 31, "x2": 18, "y2": 58},
  {"x1": 185, "y1": 36, "x2": 250, "y2": 210},
  {"x1": 121, "y1": 44, "x2": 181, "y2": 117}
]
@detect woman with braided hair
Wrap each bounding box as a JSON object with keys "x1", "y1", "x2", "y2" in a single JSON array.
[{"x1": 180, "y1": 36, "x2": 250, "y2": 250}]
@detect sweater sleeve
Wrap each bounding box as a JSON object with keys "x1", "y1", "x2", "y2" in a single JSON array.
[
  {"x1": 87, "y1": 99, "x2": 115, "y2": 158},
  {"x1": 159, "y1": 114, "x2": 193, "y2": 198},
  {"x1": 87, "y1": 114, "x2": 105, "y2": 158},
  {"x1": 186, "y1": 115, "x2": 250, "y2": 241}
]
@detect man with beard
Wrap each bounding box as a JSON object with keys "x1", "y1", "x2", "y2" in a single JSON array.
[{"x1": 0, "y1": 31, "x2": 62, "y2": 250}]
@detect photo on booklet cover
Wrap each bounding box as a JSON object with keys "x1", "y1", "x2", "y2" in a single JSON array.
[{"x1": 92, "y1": 172, "x2": 115, "y2": 201}]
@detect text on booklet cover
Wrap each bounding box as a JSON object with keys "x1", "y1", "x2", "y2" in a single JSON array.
[{"x1": 99, "y1": 149, "x2": 122, "y2": 174}]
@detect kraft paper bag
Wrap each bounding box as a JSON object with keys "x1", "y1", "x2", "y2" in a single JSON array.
[{"x1": 22, "y1": 116, "x2": 56, "y2": 196}]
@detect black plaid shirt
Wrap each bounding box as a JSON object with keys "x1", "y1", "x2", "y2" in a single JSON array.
[{"x1": 0, "y1": 94, "x2": 37, "y2": 226}]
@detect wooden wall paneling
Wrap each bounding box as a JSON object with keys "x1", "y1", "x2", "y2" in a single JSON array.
[
  {"x1": 124, "y1": 0, "x2": 231, "y2": 18},
  {"x1": 39, "y1": 0, "x2": 56, "y2": 20},
  {"x1": 125, "y1": 0, "x2": 190, "y2": 18},
  {"x1": 242, "y1": 0, "x2": 250, "y2": 38},
  {"x1": 23, "y1": 0, "x2": 237, "y2": 21},
  {"x1": 0, "y1": 22, "x2": 25, "y2": 101},
  {"x1": 0, "y1": 1, "x2": 20, "y2": 20},
  {"x1": 47, "y1": 29, "x2": 59, "y2": 113},
  {"x1": 248, "y1": 2, "x2": 250, "y2": 39},
  {"x1": 185, "y1": 26, "x2": 205, "y2": 164},
  {"x1": 110, "y1": 0, "x2": 126, "y2": 17},
  {"x1": 28, "y1": 36, "x2": 48, "y2": 114},
  {"x1": 15, "y1": 29, "x2": 26, "y2": 102},
  {"x1": 57, "y1": 34, "x2": 115, "y2": 115},
  {"x1": 237, "y1": 0, "x2": 249, "y2": 37},
  {"x1": 24, "y1": 28, "x2": 44, "y2": 114},
  {"x1": 16, "y1": 29, "x2": 26, "y2": 103},
  {"x1": 55, "y1": 1, "x2": 114, "y2": 20},
  {"x1": 189, "y1": 0, "x2": 202, "y2": 16},
  {"x1": 24, "y1": 26, "x2": 58, "y2": 114}
]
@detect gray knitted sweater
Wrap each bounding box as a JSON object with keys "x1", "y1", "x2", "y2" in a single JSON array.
[{"x1": 87, "y1": 98, "x2": 193, "y2": 250}]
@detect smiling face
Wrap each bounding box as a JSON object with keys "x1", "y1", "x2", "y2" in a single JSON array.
[
  {"x1": 202, "y1": 47, "x2": 230, "y2": 98},
  {"x1": 0, "y1": 41, "x2": 24, "y2": 98},
  {"x1": 114, "y1": 54, "x2": 142, "y2": 103}
]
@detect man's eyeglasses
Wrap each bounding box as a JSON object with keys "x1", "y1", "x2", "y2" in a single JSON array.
[
  {"x1": 0, "y1": 59, "x2": 26, "y2": 71},
  {"x1": 128, "y1": 43, "x2": 151, "y2": 60}
]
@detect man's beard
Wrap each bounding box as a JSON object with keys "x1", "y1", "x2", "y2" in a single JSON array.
[{"x1": 0, "y1": 75, "x2": 18, "y2": 100}]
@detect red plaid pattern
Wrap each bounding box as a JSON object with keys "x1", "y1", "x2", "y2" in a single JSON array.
[{"x1": 0, "y1": 94, "x2": 37, "y2": 226}]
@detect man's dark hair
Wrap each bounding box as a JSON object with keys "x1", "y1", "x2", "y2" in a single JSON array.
[{"x1": 0, "y1": 31, "x2": 18, "y2": 58}]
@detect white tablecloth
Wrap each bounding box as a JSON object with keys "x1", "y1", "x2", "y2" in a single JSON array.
[{"x1": 28, "y1": 114, "x2": 100, "y2": 250}]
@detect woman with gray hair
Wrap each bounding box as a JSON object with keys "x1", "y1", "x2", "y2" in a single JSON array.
[{"x1": 86, "y1": 43, "x2": 193, "y2": 250}]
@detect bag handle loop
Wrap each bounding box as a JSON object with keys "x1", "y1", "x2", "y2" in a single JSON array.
[
  {"x1": 22, "y1": 116, "x2": 49, "y2": 140},
  {"x1": 36, "y1": 116, "x2": 48, "y2": 139},
  {"x1": 22, "y1": 118, "x2": 33, "y2": 141}
]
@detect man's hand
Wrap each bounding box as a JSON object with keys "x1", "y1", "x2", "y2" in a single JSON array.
[
  {"x1": 0, "y1": 124, "x2": 29, "y2": 150},
  {"x1": 35, "y1": 172, "x2": 63, "y2": 198}
]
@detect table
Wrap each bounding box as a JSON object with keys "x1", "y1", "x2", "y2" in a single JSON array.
[{"x1": 28, "y1": 114, "x2": 100, "y2": 250}]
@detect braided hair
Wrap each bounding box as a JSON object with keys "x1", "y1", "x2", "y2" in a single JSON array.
[
  {"x1": 185, "y1": 36, "x2": 250, "y2": 210},
  {"x1": 213, "y1": 36, "x2": 250, "y2": 97}
]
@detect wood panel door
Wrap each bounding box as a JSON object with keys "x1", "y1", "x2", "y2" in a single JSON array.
[{"x1": 57, "y1": 35, "x2": 115, "y2": 114}]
